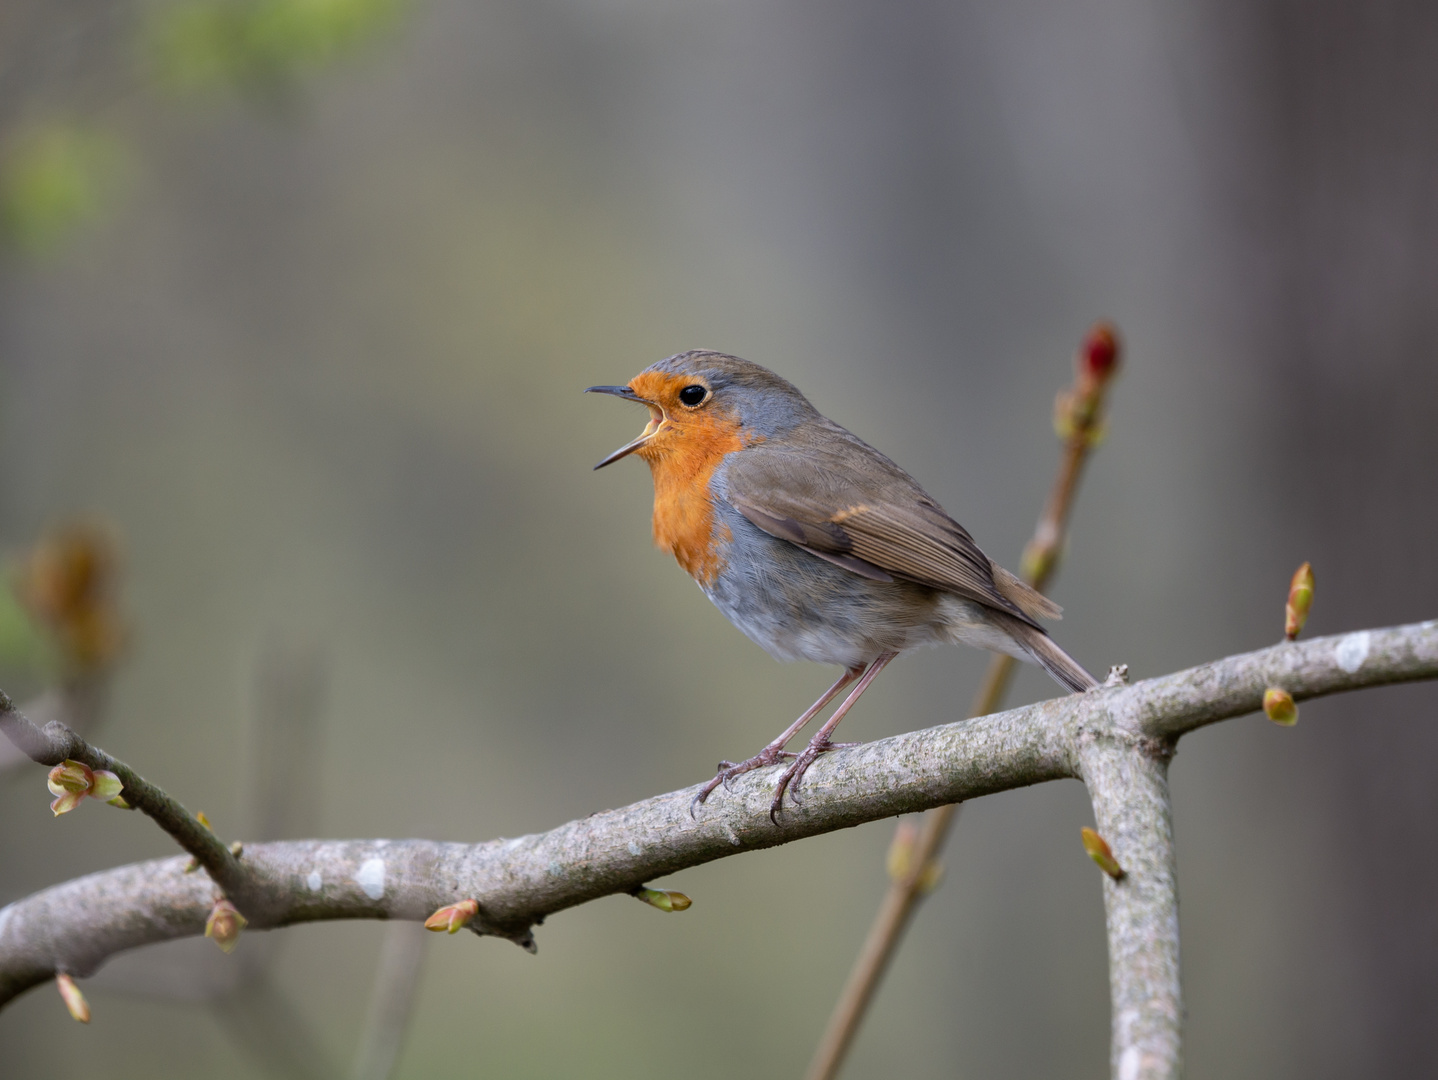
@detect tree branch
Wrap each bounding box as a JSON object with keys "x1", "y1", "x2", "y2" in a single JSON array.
[
  {"x1": 1079, "y1": 731, "x2": 1181, "y2": 1079},
  {"x1": 0, "y1": 689, "x2": 246, "y2": 894},
  {"x1": 808, "y1": 321, "x2": 1121, "y2": 1080},
  {"x1": 2, "y1": 621, "x2": 1435, "y2": 1029}
]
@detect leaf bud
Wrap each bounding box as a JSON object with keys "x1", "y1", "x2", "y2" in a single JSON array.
[
  {"x1": 1080, "y1": 321, "x2": 1120, "y2": 382},
  {"x1": 46, "y1": 759, "x2": 122, "y2": 816},
  {"x1": 1263, "y1": 687, "x2": 1298, "y2": 726},
  {"x1": 631, "y1": 886, "x2": 692, "y2": 912},
  {"x1": 56, "y1": 973, "x2": 90, "y2": 1023},
  {"x1": 1285, "y1": 562, "x2": 1315, "y2": 640},
  {"x1": 1081, "y1": 826, "x2": 1125, "y2": 879},
  {"x1": 424, "y1": 899, "x2": 480, "y2": 934},
  {"x1": 205, "y1": 898, "x2": 247, "y2": 953}
]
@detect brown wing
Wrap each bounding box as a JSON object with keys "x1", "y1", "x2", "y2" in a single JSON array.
[{"x1": 724, "y1": 429, "x2": 1044, "y2": 627}]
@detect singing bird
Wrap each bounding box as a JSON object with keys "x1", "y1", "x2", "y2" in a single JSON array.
[{"x1": 588, "y1": 352, "x2": 1095, "y2": 821}]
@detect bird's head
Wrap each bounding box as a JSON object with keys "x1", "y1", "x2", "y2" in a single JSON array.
[{"x1": 586, "y1": 351, "x2": 816, "y2": 470}]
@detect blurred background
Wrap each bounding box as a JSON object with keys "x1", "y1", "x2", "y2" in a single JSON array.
[{"x1": 1, "y1": 1, "x2": 1436, "y2": 1077}]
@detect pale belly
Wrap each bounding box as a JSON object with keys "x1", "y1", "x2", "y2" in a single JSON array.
[{"x1": 701, "y1": 501, "x2": 958, "y2": 669}]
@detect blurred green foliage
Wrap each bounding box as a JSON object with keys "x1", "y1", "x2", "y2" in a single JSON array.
[
  {"x1": 0, "y1": 0, "x2": 410, "y2": 257},
  {"x1": 0, "y1": 124, "x2": 128, "y2": 257},
  {"x1": 0, "y1": 575, "x2": 53, "y2": 682},
  {"x1": 145, "y1": 0, "x2": 409, "y2": 96}
]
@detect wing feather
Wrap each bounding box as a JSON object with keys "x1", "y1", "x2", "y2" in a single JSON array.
[{"x1": 724, "y1": 433, "x2": 1046, "y2": 627}]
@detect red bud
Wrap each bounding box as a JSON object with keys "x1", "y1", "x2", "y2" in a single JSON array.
[{"x1": 1080, "y1": 322, "x2": 1120, "y2": 381}]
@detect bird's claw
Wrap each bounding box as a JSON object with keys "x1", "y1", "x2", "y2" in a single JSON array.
[
  {"x1": 689, "y1": 746, "x2": 789, "y2": 818},
  {"x1": 767, "y1": 738, "x2": 847, "y2": 823},
  {"x1": 691, "y1": 732, "x2": 855, "y2": 823}
]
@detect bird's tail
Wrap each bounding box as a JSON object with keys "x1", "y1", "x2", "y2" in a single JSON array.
[{"x1": 996, "y1": 613, "x2": 1098, "y2": 693}]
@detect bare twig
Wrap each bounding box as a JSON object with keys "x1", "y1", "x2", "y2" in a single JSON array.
[
  {"x1": 804, "y1": 657, "x2": 1012, "y2": 1080},
  {"x1": 2, "y1": 619, "x2": 1434, "y2": 1045},
  {"x1": 806, "y1": 323, "x2": 1119, "y2": 1080},
  {"x1": 0, "y1": 682, "x2": 109, "y2": 773}
]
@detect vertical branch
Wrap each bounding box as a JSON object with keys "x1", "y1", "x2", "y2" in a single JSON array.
[
  {"x1": 803, "y1": 660, "x2": 1011, "y2": 1080},
  {"x1": 1078, "y1": 736, "x2": 1182, "y2": 1080},
  {"x1": 805, "y1": 323, "x2": 1122, "y2": 1080}
]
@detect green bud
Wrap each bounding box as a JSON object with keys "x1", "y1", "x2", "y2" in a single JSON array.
[
  {"x1": 1264, "y1": 687, "x2": 1298, "y2": 726},
  {"x1": 1081, "y1": 826, "x2": 1125, "y2": 880},
  {"x1": 205, "y1": 898, "x2": 247, "y2": 953},
  {"x1": 632, "y1": 887, "x2": 692, "y2": 912}
]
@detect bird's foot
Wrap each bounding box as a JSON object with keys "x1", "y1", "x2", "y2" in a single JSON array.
[
  {"x1": 689, "y1": 746, "x2": 795, "y2": 817},
  {"x1": 768, "y1": 737, "x2": 858, "y2": 823}
]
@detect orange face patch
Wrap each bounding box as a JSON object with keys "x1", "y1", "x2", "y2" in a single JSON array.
[{"x1": 627, "y1": 371, "x2": 749, "y2": 585}]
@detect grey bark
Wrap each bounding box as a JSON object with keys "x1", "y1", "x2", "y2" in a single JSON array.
[
  {"x1": 1079, "y1": 735, "x2": 1181, "y2": 1080},
  {"x1": 2, "y1": 620, "x2": 1435, "y2": 1078}
]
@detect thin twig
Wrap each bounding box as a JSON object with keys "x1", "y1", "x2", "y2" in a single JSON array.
[
  {"x1": 0, "y1": 688, "x2": 246, "y2": 895},
  {"x1": 0, "y1": 682, "x2": 110, "y2": 773},
  {"x1": 805, "y1": 323, "x2": 1118, "y2": 1080},
  {"x1": 2, "y1": 620, "x2": 1434, "y2": 1017}
]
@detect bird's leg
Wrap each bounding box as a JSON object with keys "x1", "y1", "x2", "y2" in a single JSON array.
[
  {"x1": 690, "y1": 665, "x2": 863, "y2": 817},
  {"x1": 771, "y1": 651, "x2": 898, "y2": 821}
]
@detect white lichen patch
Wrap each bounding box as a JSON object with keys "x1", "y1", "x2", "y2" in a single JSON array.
[
  {"x1": 306, "y1": 870, "x2": 323, "y2": 892},
  {"x1": 627, "y1": 841, "x2": 642, "y2": 856},
  {"x1": 354, "y1": 858, "x2": 386, "y2": 900},
  {"x1": 1335, "y1": 631, "x2": 1371, "y2": 673},
  {"x1": 1118, "y1": 1045, "x2": 1143, "y2": 1080}
]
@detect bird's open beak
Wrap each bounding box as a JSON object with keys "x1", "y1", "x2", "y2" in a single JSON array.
[{"x1": 585, "y1": 385, "x2": 667, "y2": 469}]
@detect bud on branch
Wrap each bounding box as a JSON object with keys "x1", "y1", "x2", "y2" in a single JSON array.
[
  {"x1": 1052, "y1": 321, "x2": 1122, "y2": 444},
  {"x1": 1263, "y1": 688, "x2": 1297, "y2": 726},
  {"x1": 205, "y1": 898, "x2": 247, "y2": 953},
  {"x1": 1286, "y1": 563, "x2": 1315, "y2": 640},
  {"x1": 46, "y1": 759, "x2": 123, "y2": 815},
  {"x1": 425, "y1": 899, "x2": 480, "y2": 934},
  {"x1": 630, "y1": 886, "x2": 692, "y2": 912},
  {"x1": 1081, "y1": 826, "x2": 1125, "y2": 879},
  {"x1": 55, "y1": 973, "x2": 90, "y2": 1023}
]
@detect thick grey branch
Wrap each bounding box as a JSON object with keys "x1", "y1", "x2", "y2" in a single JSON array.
[
  {"x1": 1, "y1": 621, "x2": 1435, "y2": 1018},
  {"x1": 1079, "y1": 737, "x2": 1181, "y2": 1080},
  {"x1": 1127, "y1": 622, "x2": 1434, "y2": 740}
]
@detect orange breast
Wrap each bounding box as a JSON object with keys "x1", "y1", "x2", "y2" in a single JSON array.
[{"x1": 629, "y1": 381, "x2": 748, "y2": 585}]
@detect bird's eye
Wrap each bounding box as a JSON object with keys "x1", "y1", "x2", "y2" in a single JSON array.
[{"x1": 678, "y1": 384, "x2": 709, "y2": 407}]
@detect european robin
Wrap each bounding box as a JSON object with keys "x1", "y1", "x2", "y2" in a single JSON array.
[{"x1": 588, "y1": 351, "x2": 1095, "y2": 821}]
